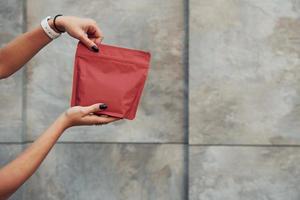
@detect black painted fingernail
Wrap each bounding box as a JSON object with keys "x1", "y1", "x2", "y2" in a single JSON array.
[
  {"x1": 91, "y1": 45, "x2": 99, "y2": 52},
  {"x1": 99, "y1": 104, "x2": 107, "y2": 110}
]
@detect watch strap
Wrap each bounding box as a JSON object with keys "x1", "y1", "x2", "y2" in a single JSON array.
[{"x1": 40, "y1": 16, "x2": 61, "y2": 39}]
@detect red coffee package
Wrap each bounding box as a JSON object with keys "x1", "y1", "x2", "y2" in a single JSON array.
[{"x1": 71, "y1": 42, "x2": 151, "y2": 120}]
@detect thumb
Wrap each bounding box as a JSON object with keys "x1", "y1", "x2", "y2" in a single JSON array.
[
  {"x1": 79, "y1": 34, "x2": 99, "y2": 52},
  {"x1": 82, "y1": 103, "x2": 108, "y2": 115}
]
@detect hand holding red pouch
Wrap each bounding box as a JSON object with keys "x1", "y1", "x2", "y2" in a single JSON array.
[{"x1": 71, "y1": 42, "x2": 151, "y2": 120}]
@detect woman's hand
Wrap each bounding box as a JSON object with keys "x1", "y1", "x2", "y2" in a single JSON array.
[
  {"x1": 50, "y1": 16, "x2": 103, "y2": 52},
  {"x1": 0, "y1": 15, "x2": 103, "y2": 79},
  {"x1": 0, "y1": 102, "x2": 118, "y2": 199},
  {"x1": 60, "y1": 103, "x2": 119, "y2": 129}
]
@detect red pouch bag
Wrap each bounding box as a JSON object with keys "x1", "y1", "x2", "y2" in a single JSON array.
[{"x1": 71, "y1": 42, "x2": 151, "y2": 120}]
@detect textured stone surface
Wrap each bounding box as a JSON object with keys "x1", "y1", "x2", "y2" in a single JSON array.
[
  {"x1": 189, "y1": 146, "x2": 300, "y2": 200},
  {"x1": 25, "y1": 0, "x2": 186, "y2": 142},
  {"x1": 189, "y1": 0, "x2": 300, "y2": 144},
  {"x1": 0, "y1": 0, "x2": 24, "y2": 142},
  {"x1": 0, "y1": 144, "x2": 24, "y2": 199},
  {"x1": 2, "y1": 0, "x2": 300, "y2": 199},
  {"x1": 22, "y1": 143, "x2": 186, "y2": 200}
]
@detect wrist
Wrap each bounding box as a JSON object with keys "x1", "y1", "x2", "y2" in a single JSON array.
[
  {"x1": 56, "y1": 112, "x2": 71, "y2": 131},
  {"x1": 47, "y1": 19, "x2": 57, "y2": 33},
  {"x1": 48, "y1": 17, "x2": 65, "y2": 33},
  {"x1": 40, "y1": 16, "x2": 61, "y2": 39},
  {"x1": 54, "y1": 16, "x2": 66, "y2": 32}
]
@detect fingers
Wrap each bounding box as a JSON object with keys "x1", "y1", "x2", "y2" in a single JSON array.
[
  {"x1": 81, "y1": 103, "x2": 108, "y2": 115},
  {"x1": 82, "y1": 115, "x2": 120, "y2": 125},
  {"x1": 95, "y1": 37, "x2": 103, "y2": 46},
  {"x1": 78, "y1": 33, "x2": 99, "y2": 52},
  {"x1": 80, "y1": 20, "x2": 103, "y2": 51},
  {"x1": 88, "y1": 24, "x2": 104, "y2": 45},
  {"x1": 63, "y1": 16, "x2": 103, "y2": 51},
  {"x1": 91, "y1": 37, "x2": 103, "y2": 46}
]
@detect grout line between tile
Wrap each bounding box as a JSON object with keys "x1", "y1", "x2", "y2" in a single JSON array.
[
  {"x1": 184, "y1": 0, "x2": 190, "y2": 199},
  {"x1": 0, "y1": 141, "x2": 189, "y2": 145},
  {"x1": 2, "y1": 142, "x2": 300, "y2": 147},
  {"x1": 21, "y1": 0, "x2": 28, "y2": 147},
  {"x1": 189, "y1": 144, "x2": 300, "y2": 147}
]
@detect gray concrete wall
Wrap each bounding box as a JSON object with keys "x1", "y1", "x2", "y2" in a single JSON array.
[{"x1": 0, "y1": 0, "x2": 300, "y2": 199}]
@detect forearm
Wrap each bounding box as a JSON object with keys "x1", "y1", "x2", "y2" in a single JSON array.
[
  {"x1": 0, "y1": 15, "x2": 103, "y2": 79},
  {"x1": 0, "y1": 19, "x2": 58, "y2": 79},
  {"x1": 0, "y1": 114, "x2": 67, "y2": 199}
]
